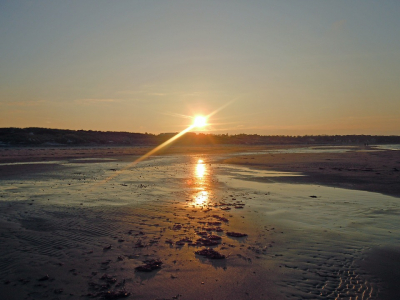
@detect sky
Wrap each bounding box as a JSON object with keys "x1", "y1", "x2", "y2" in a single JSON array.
[{"x1": 1, "y1": 1, "x2": 399, "y2": 135}]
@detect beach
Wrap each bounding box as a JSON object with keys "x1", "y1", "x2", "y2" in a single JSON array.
[{"x1": 0, "y1": 145, "x2": 399, "y2": 299}]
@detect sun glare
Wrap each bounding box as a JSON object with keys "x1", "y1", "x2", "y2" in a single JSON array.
[
  {"x1": 96, "y1": 101, "x2": 234, "y2": 187},
  {"x1": 193, "y1": 116, "x2": 207, "y2": 128}
]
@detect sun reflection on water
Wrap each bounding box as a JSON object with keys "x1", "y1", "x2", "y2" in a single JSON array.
[
  {"x1": 195, "y1": 159, "x2": 205, "y2": 179},
  {"x1": 193, "y1": 159, "x2": 209, "y2": 206}
]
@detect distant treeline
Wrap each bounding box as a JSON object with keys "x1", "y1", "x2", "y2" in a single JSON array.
[{"x1": 0, "y1": 127, "x2": 399, "y2": 146}]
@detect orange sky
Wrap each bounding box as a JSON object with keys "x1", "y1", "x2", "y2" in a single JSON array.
[{"x1": 1, "y1": 1, "x2": 399, "y2": 135}]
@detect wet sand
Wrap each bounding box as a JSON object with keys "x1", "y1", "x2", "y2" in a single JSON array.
[
  {"x1": 1, "y1": 145, "x2": 399, "y2": 196},
  {"x1": 0, "y1": 145, "x2": 399, "y2": 299},
  {"x1": 221, "y1": 147, "x2": 400, "y2": 197},
  {"x1": 0, "y1": 145, "x2": 273, "y2": 164}
]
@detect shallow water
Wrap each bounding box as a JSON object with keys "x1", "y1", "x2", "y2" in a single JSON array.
[
  {"x1": 217, "y1": 163, "x2": 400, "y2": 298},
  {"x1": 373, "y1": 144, "x2": 400, "y2": 151},
  {"x1": 230, "y1": 145, "x2": 357, "y2": 156},
  {"x1": 0, "y1": 153, "x2": 398, "y2": 299}
]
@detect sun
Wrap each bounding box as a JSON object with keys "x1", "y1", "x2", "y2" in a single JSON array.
[{"x1": 193, "y1": 115, "x2": 207, "y2": 128}]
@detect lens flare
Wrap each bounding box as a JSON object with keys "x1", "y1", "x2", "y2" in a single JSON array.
[{"x1": 91, "y1": 101, "x2": 234, "y2": 189}]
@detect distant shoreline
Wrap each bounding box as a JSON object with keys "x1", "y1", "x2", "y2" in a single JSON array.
[{"x1": 1, "y1": 127, "x2": 399, "y2": 147}]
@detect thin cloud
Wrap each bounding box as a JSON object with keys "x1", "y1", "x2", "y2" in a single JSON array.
[
  {"x1": 181, "y1": 92, "x2": 201, "y2": 97},
  {"x1": 4, "y1": 100, "x2": 46, "y2": 107},
  {"x1": 160, "y1": 112, "x2": 193, "y2": 119},
  {"x1": 147, "y1": 93, "x2": 167, "y2": 96},
  {"x1": 117, "y1": 90, "x2": 146, "y2": 95},
  {"x1": 75, "y1": 98, "x2": 121, "y2": 105}
]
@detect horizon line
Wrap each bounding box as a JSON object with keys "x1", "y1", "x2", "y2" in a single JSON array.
[{"x1": 0, "y1": 127, "x2": 399, "y2": 137}]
